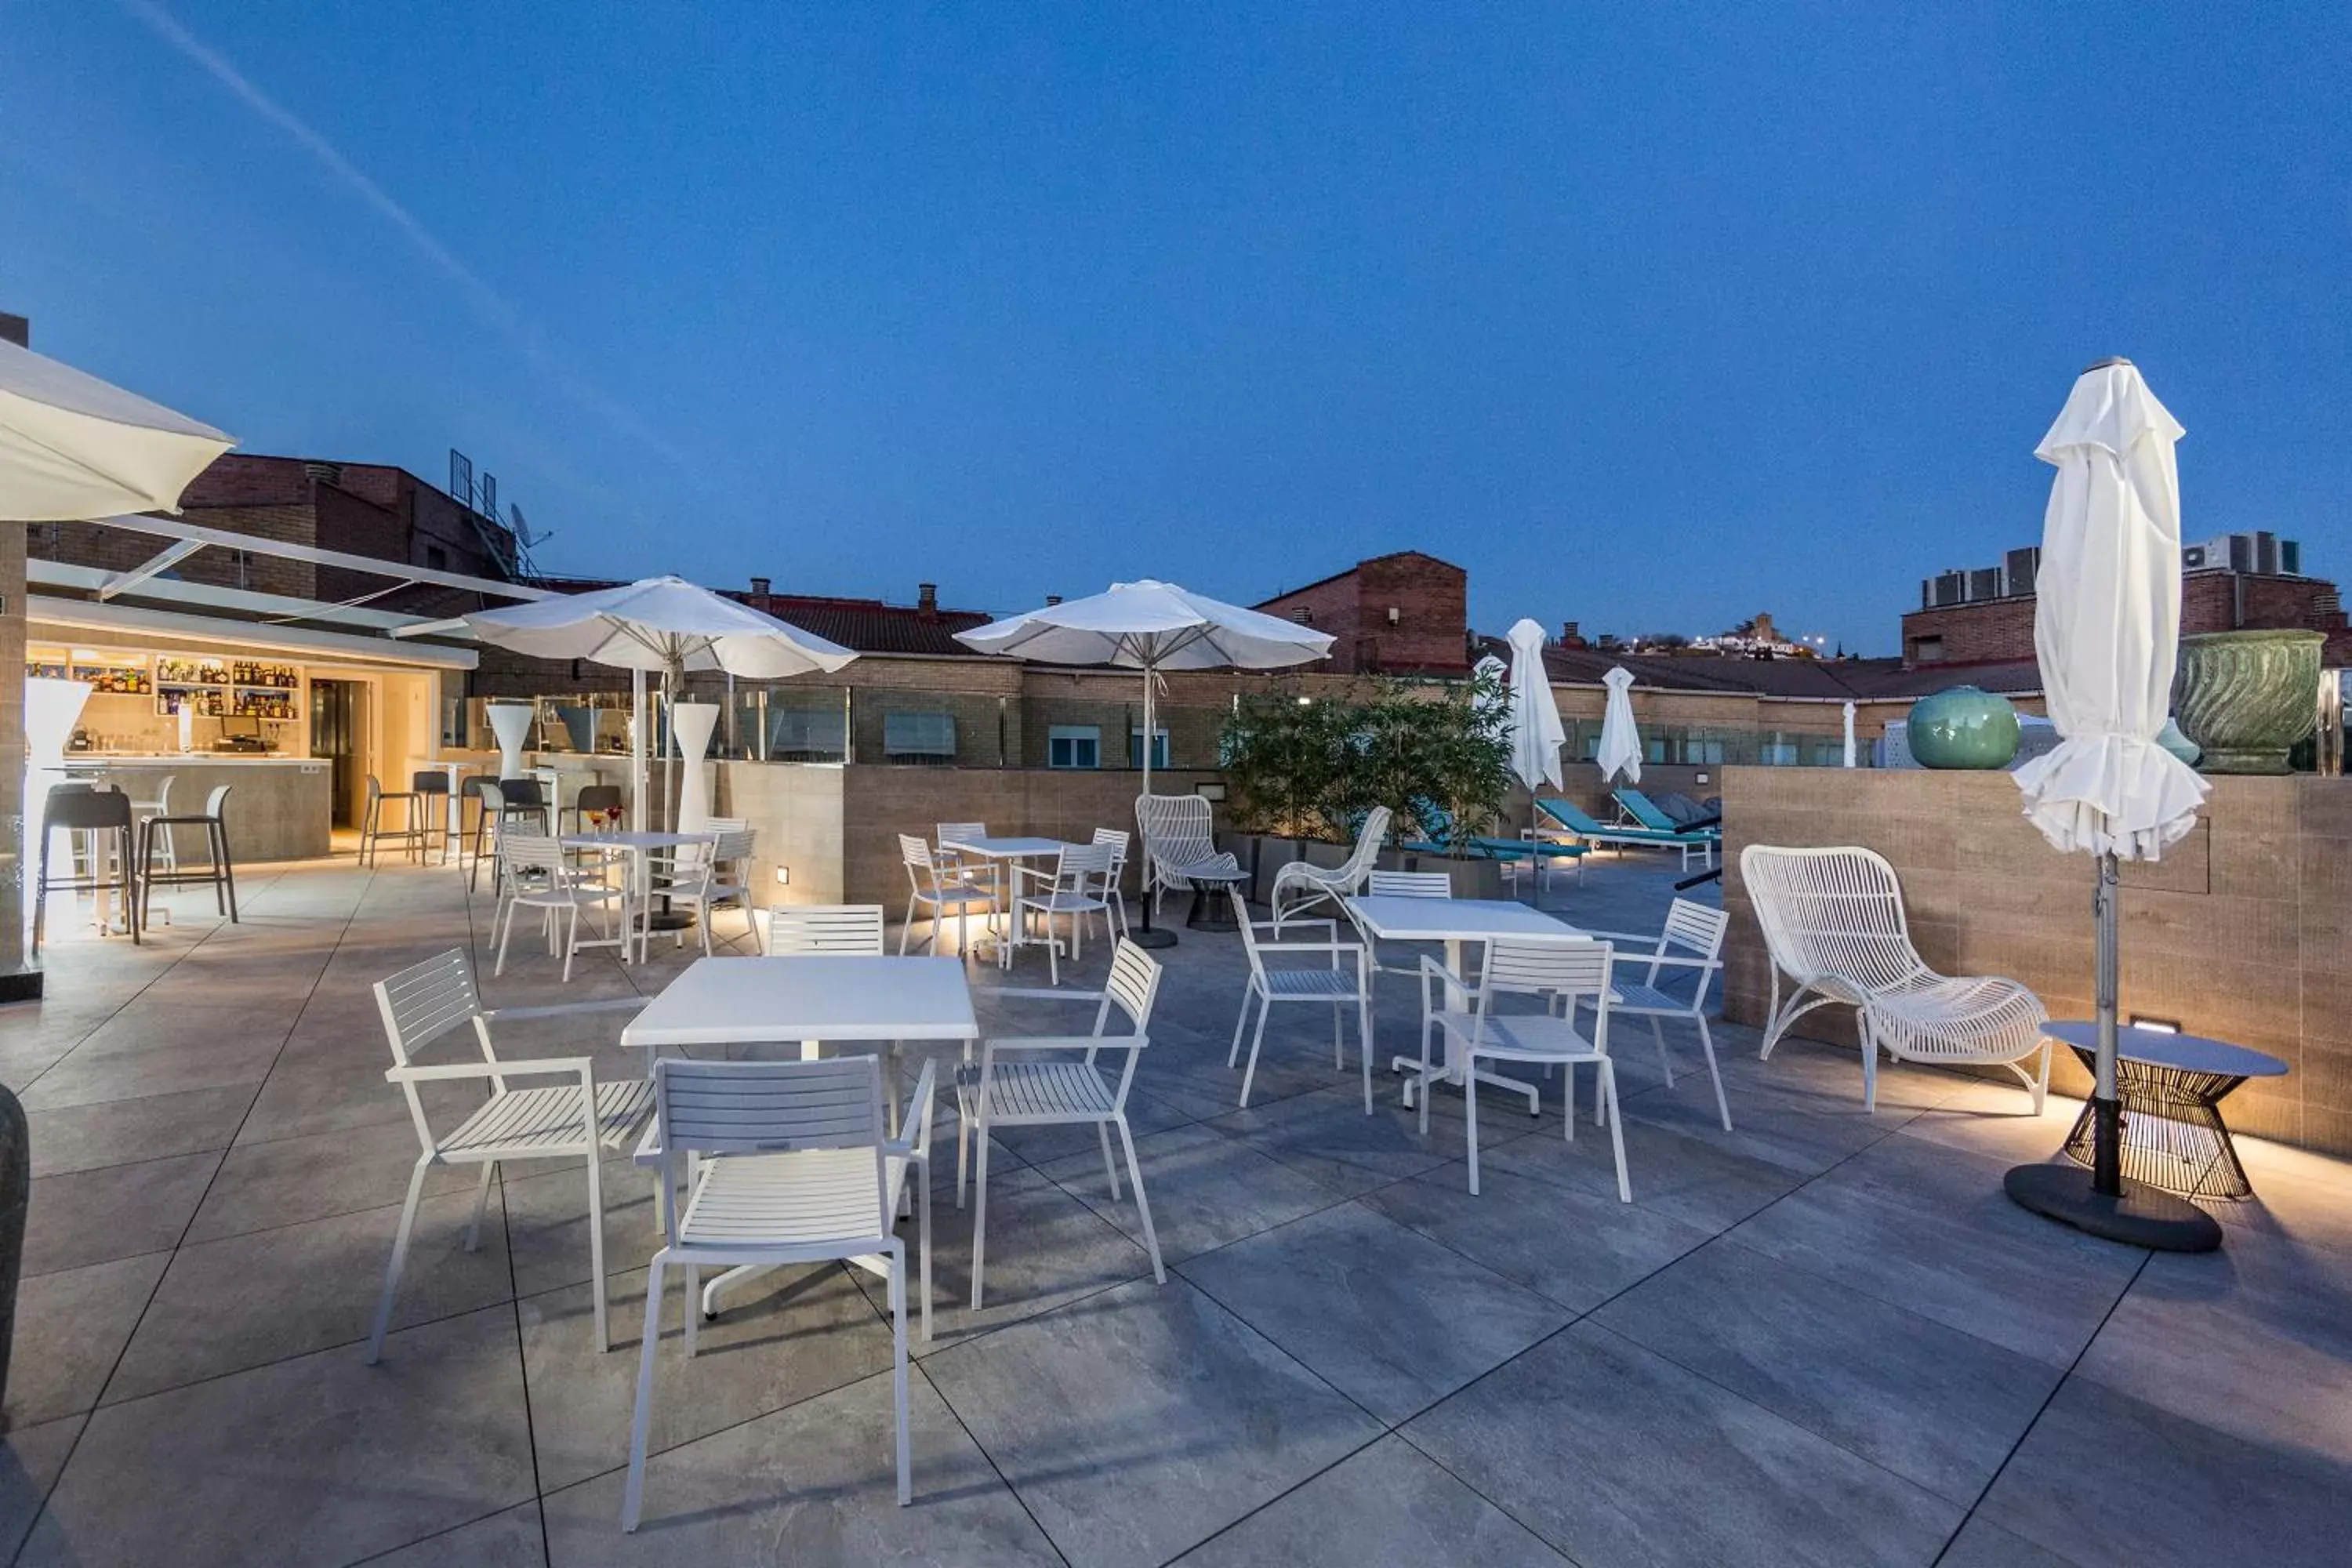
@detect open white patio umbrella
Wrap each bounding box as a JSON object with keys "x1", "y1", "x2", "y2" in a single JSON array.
[
  {"x1": 0, "y1": 338, "x2": 233, "y2": 521},
  {"x1": 1596, "y1": 665, "x2": 1642, "y2": 785},
  {"x1": 957, "y1": 579, "x2": 1333, "y2": 943},
  {"x1": 460, "y1": 576, "x2": 856, "y2": 833},
  {"x1": 2004, "y1": 358, "x2": 2218, "y2": 1251}
]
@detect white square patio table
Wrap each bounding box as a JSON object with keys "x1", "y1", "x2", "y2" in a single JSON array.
[
  {"x1": 561, "y1": 829, "x2": 713, "y2": 963},
  {"x1": 1344, "y1": 895, "x2": 1591, "y2": 1111},
  {"x1": 938, "y1": 834, "x2": 1073, "y2": 969}
]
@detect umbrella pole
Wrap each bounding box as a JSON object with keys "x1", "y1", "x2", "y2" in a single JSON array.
[
  {"x1": 2004, "y1": 848, "x2": 2220, "y2": 1250},
  {"x1": 1131, "y1": 659, "x2": 1176, "y2": 949}
]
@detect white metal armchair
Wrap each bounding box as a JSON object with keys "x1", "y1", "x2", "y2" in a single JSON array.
[
  {"x1": 760, "y1": 903, "x2": 888, "y2": 956},
  {"x1": 1013, "y1": 840, "x2": 1116, "y2": 985},
  {"x1": 1267, "y1": 805, "x2": 1391, "y2": 933},
  {"x1": 1580, "y1": 898, "x2": 1735, "y2": 1131},
  {"x1": 1741, "y1": 844, "x2": 2051, "y2": 1112},
  {"x1": 622, "y1": 1054, "x2": 935, "y2": 1527},
  {"x1": 956, "y1": 940, "x2": 1165, "y2": 1308},
  {"x1": 367, "y1": 950, "x2": 652, "y2": 1363},
  {"x1": 1228, "y1": 888, "x2": 1374, "y2": 1112}
]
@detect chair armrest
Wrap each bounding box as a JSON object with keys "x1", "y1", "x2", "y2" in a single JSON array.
[
  {"x1": 1249, "y1": 916, "x2": 1337, "y2": 939},
  {"x1": 1417, "y1": 954, "x2": 1476, "y2": 1003},
  {"x1": 386, "y1": 1056, "x2": 594, "y2": 1084},
  {"x1": 483, "y1": 998, "x2": 649, "y2": 1024},
  {"x1": 1629, "y1": 952, "x2": 1721, "y2": 972},
  {"x1": 885, "y1": 1058, "x2": 940, "y2": 1159},
  {"x1": 1255, "y1": 942, "x2": 1363, "y2": 958}
]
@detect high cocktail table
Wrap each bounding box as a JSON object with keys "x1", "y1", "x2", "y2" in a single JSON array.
[{"x1": 2045, "y1": 1021, "x2": 2288, "y2": 1200}]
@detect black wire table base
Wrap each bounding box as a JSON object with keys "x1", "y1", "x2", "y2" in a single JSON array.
[{"x1": 2059, "y1": 1045, "x2": 2256, "y2": 1201}]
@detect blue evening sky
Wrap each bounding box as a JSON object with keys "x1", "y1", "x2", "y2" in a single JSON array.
[{"x1": 4, "y1": 2, "x2": 2345, "y2": 652}]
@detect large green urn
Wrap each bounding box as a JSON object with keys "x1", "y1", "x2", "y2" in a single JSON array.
[
  {"x1": 1907, "y1": 686, "x2": 2020, "y2": 769},
  {"x1": 2174, "y1": 629, "x2": 2324, "y2": 774}
]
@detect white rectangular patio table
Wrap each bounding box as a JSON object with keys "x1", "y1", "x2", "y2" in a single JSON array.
[
  {"x1": 938, "y1": 834, "x2": 1073, "y2": 969},
  {"x1": 561, "y1": 829, "x2": 714, "y2": 963},
  {"x1": 1344, "y1": 895, "x2": 1590, "y2": 1110}
]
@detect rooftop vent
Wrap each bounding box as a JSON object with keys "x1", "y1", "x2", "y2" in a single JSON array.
[
  {"x1": 1291, "y1": 607, "x2": 1313, "y2": 624},
  {"x1": 1044, "y1": 594, "x2": 1063, "y2": 606},
  {"x1": 917, "y1": 583, "x2": 938, "y2": 620},
  {"x1": 749, "y1": 576, "x2": 771, "y2": 596}
]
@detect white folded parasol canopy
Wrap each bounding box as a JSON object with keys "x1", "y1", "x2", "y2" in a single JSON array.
[
  {"x1": 1596, "y1": 665, "x2": 1642, "y2": 785},
  {"x1": 2011, "y1": 361, "x2": 2209, "y2": 861},
  {"x1": 0, "y1": 337, "x2": 234, "y2": 521},
  {"x1": 1504, "y1": 619, "x2": 1566, "y2": 791}
]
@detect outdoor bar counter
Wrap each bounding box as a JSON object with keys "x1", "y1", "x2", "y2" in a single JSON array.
[{"x1": 62, "y1": 756, "x2": 334, "y2": 863}]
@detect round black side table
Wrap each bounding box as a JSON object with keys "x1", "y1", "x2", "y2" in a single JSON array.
[{"x1": 2042, "y1": 1022, "x2": 2288, "y2": 1201}]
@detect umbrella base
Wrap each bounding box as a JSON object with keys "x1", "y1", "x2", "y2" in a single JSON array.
[
  {"x1": 645, "y1": 909, "x2": 696, "y2": 933},
  {"x1": 2003, "y1": 1162, "x2": 2222, "y2": 1253},
  {"x1": 1128, "y1": 926, "x2": 1178, "y2": 950}
]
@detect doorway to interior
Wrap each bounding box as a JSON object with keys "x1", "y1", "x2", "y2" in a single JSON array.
[{"x1": 310, "y1": 679, "x2": 366, "y2": 829}]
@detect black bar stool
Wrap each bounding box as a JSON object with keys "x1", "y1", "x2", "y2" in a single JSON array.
[
  {"x1": 410, "y1": 771, "x2": 455, "y2": 864},
  {"x1": 564, "y1": 782, "x2": 626, "y2": 835},
  {"x1": 469, "y1": 778, "x2": 549, "y2": 894},
  {"x1": 360, "y1": 775, "x2": 425, "y2": 867},
  {"x1": 34, "y1": 785, "x2": 140, "y2": 954},
  {"x1": 139, "y1": 783, "x2": 238, "y2": 926}
]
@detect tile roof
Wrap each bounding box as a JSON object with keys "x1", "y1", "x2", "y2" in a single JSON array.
[
  {"x1": 521, "y1": 577, "x2": 991, "y2": 657},
  {"x1": 1472, "y1": 633, "x2": 2044, "y2": 701}
]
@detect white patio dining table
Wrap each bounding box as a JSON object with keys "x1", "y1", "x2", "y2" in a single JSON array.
[
  {"x1": 1343, "y1": 895, "x2": 1592, "y2": 1109},
  {"x1": 561, "y1": 829, "x2": 713, "y2": 963},
  {"x1": 938, "y1": 834, "x2": 1073, "y2": 969}
]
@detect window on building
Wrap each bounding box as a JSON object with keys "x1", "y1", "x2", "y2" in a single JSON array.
[
  {"x1": 883, "y1": 710, "x2": 956, "y2": 764},
  {"x1": 226, "y1": 548, "x2": 254, "y2": 589},
  {"x1": 768, "y1": 706, "x2": 848, "y2": 761},
  {"x1": 1047, "y1": 724, "x2": 1101, "y2": 769},
  {"x1": 1129, "y1": 727, "x2": 1171, "y2": 769},
  {"x1": 1910, "y1": 636, "x2": 1946, "y2": 664},
  {"x1": 1760, "y1": 735, "x2": 1799, "y2": 766},
  {"x1": 423, "y1": 544, "x2": 448, "y2": 571}
]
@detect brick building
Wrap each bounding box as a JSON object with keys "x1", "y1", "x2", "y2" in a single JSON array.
[
  {"x1": 27, "y1": 452, "x2": 519, "y2": 612},
  {"x1": 1252, "y1": 550, "x2": 1469, "y2": 675},
  {"x1": 1901, "y1": 535, "x2": 2349, "y2": 668}
]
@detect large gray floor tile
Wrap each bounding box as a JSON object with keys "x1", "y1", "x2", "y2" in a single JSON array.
[
  {"x1": 15, "y1": 1028, "x2": 286, "y2": 1112},
  {"x1": 1476, "y1": 1111, "x2": 1803, "y2": 1232},
  {"x1": 1209, "y1": 1085, "x2": 1467, "y2": 1194},
  {"x1": 1036, "y1": 1120, "x2": 1344, "y2": 1263},
  {"x1": 1403, "y1": 1321, "x2": 1961, "y2": 1568},
  {"x1": 20, "y1": 1305, "x2": 534, "y2": 1568},
  {"x1": 1593, "y1": 1238, "x2": 2060, "y2": 1504},
  {"x1": 0, "y1": 1415, "x2": 84, "y2": 1565},
  {"x1": 1179, "y1": 1203, "x2": 1570, "y2": 1423},
  {"x1": 22, "y1": 1150, "x2": 220, "y2": 1276},
  {"x1": 1936, "y1": 1515, "x2": 2075, "y2": 1568},
  {"x1": 502, "y1": 1155, "x2": 663, "y2": 1298},
  {"x1": 924, "y1": 1274, "x2": 1383, "y2": 1567},
  {"x1": 540, "y1": 1369, "x2": 1061, "y2": 1564},
  {"x1": 358, "y1": 1501, "x2": 546, "y2": 1566},
  {"x1": 1619, "y1": 1069, "x2": 1907, "y2": 1176},
  {"x1": 1980, "y1": 1374, "x2": 2352, "y2": 1568},
  {"x1": 6, "y1": 1251, "x2": 169, "y2": 1426},
  {"x1": 1171, "y1": 1432, "x2": 1570, "y2": 1566},
  {"x1": 24, "y1": 1084, "x2": 255, "y2": 1177},
  {"x1": 1360, "y1": 1160, "x2": 1713, "y2": 1311},
  {"x1": 184, "y1": 1118, "x2": 477, "y2": 1243},
  {"x1": 1727, "y1": 1177, "x2": 2143, "y2": 1369},
  {"x1": 106, "y1": 1187, "x2": 513, "y2": 1403},
  {"x1": 519, "y1": 1259, "x2": 896, "y2": 1492}
]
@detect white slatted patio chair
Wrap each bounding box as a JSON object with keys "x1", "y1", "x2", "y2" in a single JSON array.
[
  {"x1": 664, "y1": 826, "x2": 757, "y2": 955},
  {"x1": 1227, "y1": 888, "x2": 1374, "y2": 1112},
  {"x1": 492, "y1": 833, "x2": 626, "y2": 982},
  {"x1": 898, "y1": 833, "x2": 995, "y2": 960},
  {"x1": 1421, "y1": 937, "x2": 1627, "y2": 1199},
  {"x1": 1136, "y1": 793, "x2": 1242, "y2": 923},
  {"x1": 1348, "y1": 866, "x2": 1456, "y2": 978},
  {"x1": 956, "y1": 940, "x2": 1165, "y2": 1308},
  {"x1": 1269, "y1": 806, "x2": 1392, "y2": 932},
  {"x1": 1012, "y1": 840, "x2": 1116, "y2": 985},
  {"x1": 622, "y1": 1054, "x2": 935, "y2": 1527},
  {"x1": 935, "y1": 821, "x2": 989, "y2": 881},
  {"x1": 1742, "y1": 844, "x2": 2051, "y2": 1112},
  {"x1": 1580, "y1": 898, "x2": 1734, "y2": 1131},
  {"x1": 760, "y1": 903, "x2": 888, "y2": 956},
  {"x1": 1091, "y1": 827, "x2": 1133, "y2": 937},
  {"x1": 367, "y1": 950, "x2": 652, "y2": 1363}
]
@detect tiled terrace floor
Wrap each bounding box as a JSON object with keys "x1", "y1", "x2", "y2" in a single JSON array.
[{"x1": 2, "y1": 853, "x2": 2349, "y2": 1566}]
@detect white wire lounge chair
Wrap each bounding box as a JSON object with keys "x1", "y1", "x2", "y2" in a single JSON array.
[
  {"x1": 1269, "y1": 805, "x2": 1391, "y2": 932},
  {"x1": 1741, "y1": 844, "x2": 2051, "y2": 1112},
  {"x1": 1135, "y1": 793, "x2": 1243, "y2": 923}
]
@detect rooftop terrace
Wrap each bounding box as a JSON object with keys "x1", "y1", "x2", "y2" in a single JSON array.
[{"x1": 2, "y1": 855, "x2": 2347, "y2": 1566}]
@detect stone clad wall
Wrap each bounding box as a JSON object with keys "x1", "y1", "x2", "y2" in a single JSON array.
[{"x1": 1720, "y1": 766, "x2": 2352, "y2": 1156}]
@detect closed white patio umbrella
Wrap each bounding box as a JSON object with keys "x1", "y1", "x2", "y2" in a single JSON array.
[
  {"x1": 1504, "y1": 619, "x2": 1566, "y2": 902},
  {"x1": 2005, "y1": 358, "x2": 2217, "y2": 1251},
  {"x1": 1596, "y1": 666, "x2": 1642, "y2": 785},
  {"x1": 0, "y1": 338, "x2": 233, "y2": 521},
  {"x1": 957, "y1": 579, "x2": 1333, "y2": 943},
  {"x1": 460, "y1": 576, "x2": 856, "y2": 833},
  {"x1": 1842, "y1": 702, "x2": 1857, "y2": 768}
]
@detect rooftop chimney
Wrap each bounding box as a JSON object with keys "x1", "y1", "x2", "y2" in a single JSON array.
[
  {"x1": 1044, "y1": 593, "x2": 1063, "y2": 606},
  {"x1": 750, "y1": 575, "x2": 771, "y2": 597},
  {"x1": 917, "y1": 582, "x2": 938, "y2": 621},
  {"x1": 0, "y1": 311, "x2": 27, "y2": 347}
]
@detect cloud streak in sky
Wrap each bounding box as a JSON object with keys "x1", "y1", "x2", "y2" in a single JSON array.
[{"x1": 118, "y1": 0, "x2": 692, "y2": 473}]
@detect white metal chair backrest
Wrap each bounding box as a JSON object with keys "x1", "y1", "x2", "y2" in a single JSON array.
[
  {"x1": 499, "y1": 833, "x2": 567, "y2": 883},
  {"x1": 1042, "y1": 840, "x2": 1115, "y2": 898},
  {"x1": 1658, "y1": 898, "x2": 1730, "y2": 960},
  {"x1": 1091, "y1": 826, "x2": 1131, "y2": 869},
  {"x1": 1095, "y1": 939, "x2": 1162, "y2": 1039},
  {"x1": 1136, "y1": 793, "x2": 1216, "y2": 880},
  {"x1": 1475, "y1": 938, "x2": 1614, "y2": 1048},
  {"x1": 708, "y1": 829, "x2": 757, "y2": 877},
  {"x1": 372, "y1": 949, "x2": 499, "y2": 1135},
  {"x1": 1367, "y1": 869, "x2": 1453, "y2": 898},
  {"x1": 938, "y1": 822, "x2": 986, "y2": 848},
  {"x1": 1339, "y1": 806, "x2": 1392, "y2": 884},
  {"x1": 649, "y1": 1056, "x2": 890, "y2": 1249},
  {"x1": 763, "y1": 904, "x2": 887, "y2": 956},
  {"x1": 899, "y1": 833, "x2": 949, "y2": 898},
  {"x1": 1740, "y1": 845, "x2": 1927, "y2": 993}
]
